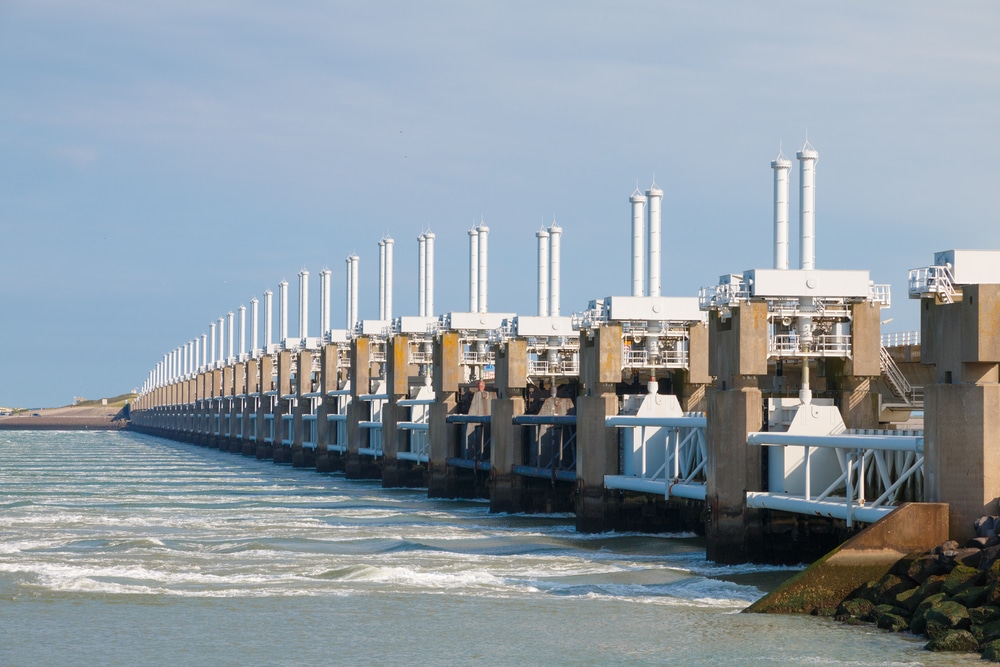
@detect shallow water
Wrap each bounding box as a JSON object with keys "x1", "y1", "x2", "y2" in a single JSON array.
[{"x1": 0, "y1": 431, "x2": 979, "y2": 666}]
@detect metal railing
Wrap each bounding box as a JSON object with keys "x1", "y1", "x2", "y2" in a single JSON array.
[
  {"x1": 397, "y1": 397, "x2": 434, "y2": 463},
  {"x1": 909, "y1": 265, "x2": 959, "y2": 303},
  {"x1": 769, "y1": 334, "x2": 851, "y2": 357},
  {"x1": 446, "y1": 414, "x2": 491, "y2": 471},
  {"x1": 623, "y1": 348, "x2": 689, "y2": 369},
  {"x1": 604, "y1": 414, "x2": 707, "y2": 500},
  {"x1": 746, "y1": 431, "x2": 924, "y2": 527},
  {"x1": 527, "y1": 358, "x2": 580, "y2": 376},
  {"x1": 880, "y1": 346, "x2": 921, "y2": 406},
  {"x1": 881, "y1": 331, "x2": 920, "y2": 348},
  {"x1": 512, "y1": 415, "x2": 577, "y2": 482}
]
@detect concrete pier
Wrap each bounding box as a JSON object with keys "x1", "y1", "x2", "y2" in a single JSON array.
[
  {"x1": 921, "y1": 283, "x2": 1000, "y2": 543},
  {"x1": 428, "y1": 332, "x2": 467, "y2": 497}
]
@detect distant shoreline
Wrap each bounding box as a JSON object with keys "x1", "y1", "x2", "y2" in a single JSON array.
[{"x1": 0, "y1": 405, "x2": 125, "y2": 431}]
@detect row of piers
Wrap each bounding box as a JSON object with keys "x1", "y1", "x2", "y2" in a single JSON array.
[{"x1": 132, "y1": 254, "x2": 1000, "y2": 564}]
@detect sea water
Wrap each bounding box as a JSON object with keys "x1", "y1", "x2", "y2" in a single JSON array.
[{"x1": 0, "y1": 431, "x2": 978, "y2": 666}]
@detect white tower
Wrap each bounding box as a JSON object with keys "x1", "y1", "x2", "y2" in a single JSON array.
[
  {"x1": 424, "y1": 231, "x2": 435, "y2": 316},
  {"x1": 217, "y1": 316, "x2": 225, "y2": 365},
  {"x1": 226, "y1": 311, "x2": 234, "y2": 362},
  {"x1": 797, "y1": 141, "x2": 819, "y2": 270},
  {"x1": 349, "y1": 254, "x2": 360, "y2": 330},
  {"x1": 278, "y1": 280, "x2": 289, "y2": 344},
  {"x1": 263, "y1": 289, "x2": 273, "y2": 350},
  {"x1": 298, "y1": 269, "x2": 309, "y2": 341},
  {"x1": 238, "y1": 305, "x2": 246, "y2": 358},
  {"x1": 320, "y1": 269, "x2": 331, "y2": 336},
  {"x1": 378, "y1": 239, "x2": 386, "y2": 321},
  {"x1": 477, "y1": 222, "x2": 489, "y2": 313},
  {"x1": 384, "y1": 236, "x2": 394, "y2": 321},
  {"x1": 536, "y1": 226, "x2": 550, "y2": 317},
  {"x1": 468, "y1": 227, "x2": 479, "y2": 313},
  {"x1": 646, "y1": 182, "x2": 663, "y2": 297},
  {"x1": 418, "y1": 234, "x2": 427, "y2": 317},
  {"x1": 771, "y1": 150, "x2": 792, "y2": 270},
  {"x1": 209, "y1": 322, "x2": 216, "y2": 366},
  {"x1": 549, "y1": 222, "x2": 562, "y2": 316},
  {"x1": 250, "y1": 297, "x2": 259, "y2": 354},
  {"x1": 630, "y1": 188, "x2": 646, "y2": 297}
]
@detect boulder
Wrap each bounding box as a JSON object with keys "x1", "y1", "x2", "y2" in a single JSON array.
[
  {"x1": 834, "y1": 598, "x2": 875, "y2": 622},
  {"x1": 952, "y1": 585, "x2": 988, "y2": 608},
  {"x1": 905, "y1": 554, "x2": 947, "y2": 582},
  {"x1": 925, "y1": 629, "x2": 979, "y2": 652},
  {"x1": 981, "y1": 638, "x2": 1000, "y2": 662},
  {"x1": 934, "y1": 540, "x2": 961, "y2": 554},
  {"x1": 873, "y1": 573, "x2": 919, "y2": 605},
  {"x1": 943, "y1": 565, "x2": 984, "y2": 596},
  {"x1": 876, "y1": 612, "x2": 909, "y2": 632},
  {"x1": 969, "y1": 605, "x2": 1000, "y2": 626},
  {"x1": 976, "y1": 515, "x2": 999, "y2": 539},
  {"x1": 924, "y1": 600, "x2": 972, "y2": 640}
]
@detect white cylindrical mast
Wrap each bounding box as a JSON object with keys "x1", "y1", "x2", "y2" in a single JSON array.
[
  {"x1": 418, "y1": 234, "x2": 427, "y2": 317},
  {"x1": 378, "y1": 239, "x2": 386, "y2": 321},
  {"x1": 320, "y1": 270, "x2": 331, "y2": 335},
  {"x1": 226, "y1": 311, "x2": 234, "y2": 362},
  {"x1": 384, "y1": 237, "x2": 394, "y2": 321},
  {"x1": 345, "y1": 256, "x2": 353, "y2": 330},
  {"x1": 217, "y1": 317, "x2": 225, "y2": 365},
  {"x1": 630, "y1": 189, "x2": 646, "y2": 296},
  {"x1": 238, "y1": 305, "x2": 246, "y2": 358},
  {"x1": 468, "y1": 227, "x2": 479, "y2": 313},
  {"x1": 536, "y1": 227, "x2": 550, "y2": 317},
  {"x1": 771, "y1": 151, "x2": 792, "y2": 270},
  {"x1": 425, "y1": 231, "x2": 435, "y2": 316},
  {"x1": 200, "y1": 333, "x2": 207, "y2": 371},
  {"x1": 797, "y1": 141, "x2": 818, "y2": 270},
  {"x1": 250, "y1": 297, "x2": 259, "y2": 354},
  {"x1": 477, "y1": 222, "x2": 489, "y2": 313},
  {"x1": 263, "y1": 289, "x2": 273, "y2": 350},
  {"x1": 298, "y1": 269, "x2": 309, "y2": 340},
  {"x1": 549, "y1": 222, "x2": 562, "y2": 316},
  {"x1": 350, "y1": 254, "x2": 360, "y2": 330},
  {"x1": 278, "y1": 280, "x2": 289, "y2": 344},
  {"x1": 209, "y1": 322, "x2": 217, "y2": 366},
  {"x1": 646, "y1": 183, "x2": 662, "y2": 298}
]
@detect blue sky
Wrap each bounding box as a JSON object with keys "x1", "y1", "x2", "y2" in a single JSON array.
[{"x1": 1, "y1": 1, "x2": 998, "y2": 407}]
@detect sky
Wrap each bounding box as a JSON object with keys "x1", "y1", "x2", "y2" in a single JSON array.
[{"x1": 1, "y1": 1, "x2": 998, "y2": 407}]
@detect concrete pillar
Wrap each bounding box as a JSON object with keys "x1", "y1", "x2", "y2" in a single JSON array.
[
  {"x1": 383, "y1": 335, "x2": 424, "y2": 487},
  {"x1": 574, "y1": 324, "x2": 623, "y2": 532},
  {"x1": 316, "y1": 343, "x2": 343, "y2": 473},
  {"x1": 242, "y1": 358, "x2": 258, "y2": 456},
  {"x1": 272, "y1": 350, "x2": 293, "y2": 463},
  {"x1": 428, "y1": 332, "x2": 463, "y2": 497},
  {"x1": 255, "y1": 354, "x2": 275, "y2": 459},
  {"x1": 490, "y1": 339, "x2": 527, "y2": 513},
  {"x1": 922, "y1": 284, "x2": 1000, "y2": 543},
  {"x1": 346, "y1": 337, "x2": 379, "y2": 479},
  {"x1": 229, "y1": 361, "x2": 245, "y2": 453},
  {"x1": 292, "y1": 350, "x2": 315, "y2": 469},
  {"x1": 705, "y1": 302, "x2": 768, "y2": 563},
  {"x1": 209, "y1": 368, "x2": 222, "y2": 448}
]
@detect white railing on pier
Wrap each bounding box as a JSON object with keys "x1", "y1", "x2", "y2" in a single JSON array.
[
  {"x1": 908, "y1": 265, "x2": 959, "y2": 303},
  {"x1": 881, "y1": 331, "x2": 920, "y2": 348},
  {"x1": 746, "y1": 430, "x2": 923, "y2": 527},
  {"x1": 623, "y1": 348, "x2": 689, "y2": 369},
  {"x1": 527, "y1": 358, "x2": 580, "y2": 376},
  {"x1": 397, "y1": 396, "x2": 434, "y2": 463},
  {"x1": 768, "y1": 334, "x2": 851, "y2": 357},
  {"x1": 604, "y1": 414, "x2": 707, "y2": 501}
]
